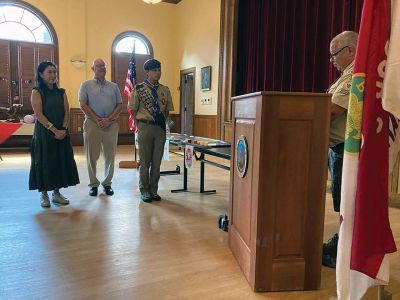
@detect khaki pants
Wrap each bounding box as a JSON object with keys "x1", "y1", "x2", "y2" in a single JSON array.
[
  {"x1": 137, "y1": 122, "x2": 166, "y2": 194},
  {"x1": 83, "y1": 118, "x2": 119, "y2": 188}
]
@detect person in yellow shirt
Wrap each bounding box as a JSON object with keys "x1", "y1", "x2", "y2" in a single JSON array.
[
  {"x1": 128, "y1": 59, "x2": 174, "y2": 202},
  {"x1": 323, "y1": 31, "x2": 358, "y2": 268}
]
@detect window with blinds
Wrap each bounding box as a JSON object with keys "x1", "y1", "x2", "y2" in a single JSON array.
[{"x1": 0, "y1": 3, "x2": 57, "y2": 117}]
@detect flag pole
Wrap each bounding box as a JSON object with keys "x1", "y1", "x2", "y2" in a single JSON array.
[
  {"x1": 378, "y1": 285, "x2": 384, "y2": 300},
  {"x1": 377, "y1": 285, "x2": 393, "y2": 300},
  {"x1": 119, "y1": 40, "x2": 138, "y2": 169},
  {"x1": 132, "y1": 40, "x2": 138, "y2": 168}
]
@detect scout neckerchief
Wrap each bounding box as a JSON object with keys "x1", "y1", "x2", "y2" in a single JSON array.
[{"x1": 136, "y1": 80, "x2": 160, "y2": 119}]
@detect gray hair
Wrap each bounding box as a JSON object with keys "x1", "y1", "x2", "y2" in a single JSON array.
[{"x1": 331, "y1": 31, "x2": 358, "y2": 48}]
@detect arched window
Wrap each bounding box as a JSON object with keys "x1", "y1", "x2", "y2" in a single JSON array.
[
  {"x1": 0, "y1": 5, "x2": 53, "y2": 44},
  {"x1": 0, "y1": 2, "x2": 58, "y2": 115},
  {"x1": 114, "y1": 36, "x2": 150, "y2": 55},
  {"x1": 111, "y1": 31, "x2": 153, "y2": 110}
]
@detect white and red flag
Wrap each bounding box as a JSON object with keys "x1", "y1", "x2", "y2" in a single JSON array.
[
  {"x1": 383, "y1": 0, "x2": 400, "y2": 174},
  {"x1": 336, "y1": 0, "x2": 397, "y2": 299}
]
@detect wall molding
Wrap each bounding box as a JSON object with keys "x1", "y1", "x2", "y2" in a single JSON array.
[{"x1": 218, "y1": 0, "x2": 238, "y2": 141}]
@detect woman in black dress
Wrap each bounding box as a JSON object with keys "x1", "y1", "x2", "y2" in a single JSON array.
[{"x1": 29, "y1": 61, "x2": 79, "y2": 207}]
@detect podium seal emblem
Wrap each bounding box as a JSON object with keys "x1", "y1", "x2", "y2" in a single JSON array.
[{"x1": 236, "y1": 135, "x2": 248, "y2": 178}]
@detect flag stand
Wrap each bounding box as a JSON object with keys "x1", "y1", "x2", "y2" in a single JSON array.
[{"x1": 378, "y1": 285, "x2": 392, "y2": 300}]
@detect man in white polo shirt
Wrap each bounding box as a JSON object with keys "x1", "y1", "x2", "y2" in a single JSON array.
[{"x1": 79, "y1": 58, "x2": 122, "y2": 196}]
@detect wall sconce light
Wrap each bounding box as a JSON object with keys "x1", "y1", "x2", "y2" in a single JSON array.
[
  {"x1": 142, "y1": 0, "x2": 163, "y2": 4},
  {"x1": 70, "y1": 59, "x2": 86, "y2": 68}
]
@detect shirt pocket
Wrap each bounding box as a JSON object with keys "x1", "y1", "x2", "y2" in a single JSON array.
[{"x1": 158, "y1": 91, "x2": 168, "y2": 111}]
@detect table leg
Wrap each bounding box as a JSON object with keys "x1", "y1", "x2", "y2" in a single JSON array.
[
  {"x1": 200, "y1": 153, "x2": 216, "y2": 194},
  {"x1": 160, "y1": 165, "x2": 181, "y2": 176},
  {"x1": 171, "y1": 153, "x2": 188, "y2": 193}
]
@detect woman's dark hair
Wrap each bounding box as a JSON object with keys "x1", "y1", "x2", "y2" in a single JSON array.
[{"x1": 35, "y1": 61, "x2": 60, "y2": 91}]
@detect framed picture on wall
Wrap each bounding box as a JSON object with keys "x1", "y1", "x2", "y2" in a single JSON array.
[{"x1": 201, "y1": 66, "x2": 211, "y2": 91}]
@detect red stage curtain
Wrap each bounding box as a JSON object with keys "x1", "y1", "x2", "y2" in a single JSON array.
[{"x1": 236, "y1": 0, "x2": 363, "y2": 94}]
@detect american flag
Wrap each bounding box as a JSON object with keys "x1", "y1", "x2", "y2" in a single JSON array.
[
  {"x1": 124, "y1": 48, "x2": 136, "y2": 98},
  {"x1": 125, "y1": 44, "x2": 137, "y2": 132}
]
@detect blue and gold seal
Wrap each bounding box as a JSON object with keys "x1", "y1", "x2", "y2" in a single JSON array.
[{"x1": 236, "y1": 135, "x2": 248, "y2": 178}]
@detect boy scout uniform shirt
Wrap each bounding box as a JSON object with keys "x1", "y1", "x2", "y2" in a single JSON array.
[
  {"x1": 328, "y1": 61, "x2": 354, "y2": 147},
  {"x1": 128, "y1": 82, "x2": 174, "y2": 121}
]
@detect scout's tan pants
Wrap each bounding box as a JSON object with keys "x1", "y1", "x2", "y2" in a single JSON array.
[
  {"x1": 83, "y1": 118, "x2": 119, "y2": 188},
  {"x1": 137, "y1": 122, "x2": 166, "y2": 194}
]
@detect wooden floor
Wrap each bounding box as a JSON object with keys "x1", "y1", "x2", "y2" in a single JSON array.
[{"x1": 0, "y1": 145, "x2": 399, "y2": 300}]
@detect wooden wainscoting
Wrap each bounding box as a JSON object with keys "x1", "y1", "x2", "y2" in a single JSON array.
[
  {"x1": 169, "y1": 114, "x2": 218, "y2": 139},
  {"x1": 69, "y1": 109, "x2": 133, "y2": 146},
  {"x1": 118, "y1": 112, "x2": 131, "y2": 134},
  {"x1": 223, "y1": 121, "x2": 232, "y2": 143},
  {"x1": 0, "y1": 109, "x2": 132, "y2": 147},
  {"x1": 69, "y1": 108, "x2": 84, "y2": 145},
  {"x1": 69, "y1": 108, "x2": 85, "y2": 134},
  {"x1": 194, "y1": 115, "x2": 218, "y2": 139},
  {"x1": 169, "y1": 113, "x2": 181, "y2": 134}
]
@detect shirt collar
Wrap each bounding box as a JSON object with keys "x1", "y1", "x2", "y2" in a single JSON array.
[
  {"x1": 343, "y1": 61, "x2": 354, "y2": 75},
  {"x1": 94, "y1": 77, "x2": 107, "y2": 85},
  {"x1": 144, "y1": 79, "x2": 159, "y2": 89}
]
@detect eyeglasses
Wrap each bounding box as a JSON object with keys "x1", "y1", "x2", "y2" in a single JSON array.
[
  {"x1": 330, "y1": 46, "x2": 349, "y2": 60},
  {"x1": 94, "y1": 64, "x2": 106, "y2": 69}
]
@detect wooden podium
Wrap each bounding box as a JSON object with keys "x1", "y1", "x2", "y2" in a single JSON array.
[{"x1": 229, "y1": 92, "x2": 331, "y2": 292}]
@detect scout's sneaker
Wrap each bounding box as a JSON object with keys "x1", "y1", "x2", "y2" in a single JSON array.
[
  {"x1": 51, "y1": 193, "x2": 70, "y2": 205},
  {"x1": 140, "y1": 192, "x2": 153, "y2": 203},
  {"x1": 323, "y1": 233, "x2": 338, "y2": 256},
  {"x1": 40, "y1": 193, "x2": 51, "y2": 208},
  {"x1": 150, "y1": 192, "x2": 161, "y2": 201},
  {"x1": 322, "y1": 253, "x2": 337, "y2": 268}
]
